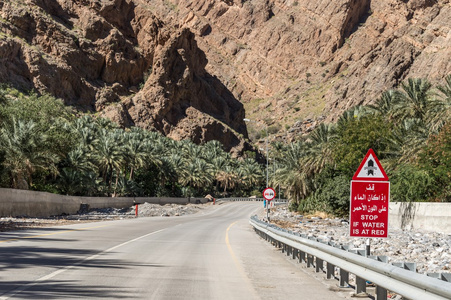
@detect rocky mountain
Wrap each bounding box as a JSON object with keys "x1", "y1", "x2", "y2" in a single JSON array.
[
  {"x1": 1, "y1": 0, "x2": 450, "y2": 151},
  {"x1": 0, "y1": 0, "x2": 249, "y2": 154},
  {"x1": 155, "y1": 0, "x2": 450, "y2": 131}
]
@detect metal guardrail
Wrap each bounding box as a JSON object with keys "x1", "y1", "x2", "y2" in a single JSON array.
[
  {"x1": 249, "y1": 216, "x2": 451, "y2": 300},
  {"x1": 217, "y1": 197, "x2": 288, "y2": 203}
]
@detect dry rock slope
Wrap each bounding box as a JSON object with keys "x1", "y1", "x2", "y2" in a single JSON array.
[
  {"x1": 150, "y1": 0, "x2": 451, "y2": 127},
  {"x1": 1, "y1": 0, "x2": 450, "y2": 145}
]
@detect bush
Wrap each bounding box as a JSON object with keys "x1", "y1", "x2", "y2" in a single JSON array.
[
  {"x1": 305, "y1": 174, "x2": 350, "y2": 217},
  {"x1": 391, "y1": 164, "x2": 435, "y2": 202},
  {"x1": 250, "y1": 189, "x2": 262, "y2": 197},
  {"x1": 333, "y1": 115, "x2": 393, "y2": 177},
  {"x1": 419, "y1": 122, "x2": 451, "y2": 201}
]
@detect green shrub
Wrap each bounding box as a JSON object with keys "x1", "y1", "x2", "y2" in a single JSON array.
[
  {"x1": 303, "y1": 174, "x2": 350, "y2": 217},
  {"x1": 391, "y1": 164, "x2": 435, "y2": 202},
  {"x1": 250, "y1": 190, "x2": 262, "y2": 197}
]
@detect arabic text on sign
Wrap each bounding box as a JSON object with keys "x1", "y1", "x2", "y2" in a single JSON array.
[
  {"x1": 353, "y1": 194, "x2": 387, "y2": 202},
  {"x1": 352, "y1": 204, "x2": 387, "y2": 213}
]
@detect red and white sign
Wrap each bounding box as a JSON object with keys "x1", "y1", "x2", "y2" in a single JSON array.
[
  {"x1": 352, "y1": 149, "x2": 389, "y2": 181},
  {"x1": 263, "y1": 187, "x2": 276, "y2": 201},
  {"x1": 350, "y1": 149, "x2": 390, "y2": 238}
]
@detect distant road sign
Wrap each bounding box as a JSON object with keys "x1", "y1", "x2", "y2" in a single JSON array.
[{"x1": 263, "y1": 187, "x2": 276, "y2": 201}]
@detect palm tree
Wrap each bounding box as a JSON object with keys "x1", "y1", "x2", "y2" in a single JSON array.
[
  {"x1": 202, "y1": 140, "x2": 226, "y2": 161},
  {"x1": 436, "y1": 75, "x2": 451, "y2": 105},
  {"x1": 0, "y1": 118, "x2": 59, "y2": 189},
  {"x1": 158, "y1": 156, "x2": 179, "y2": 193},
  {"x1": 124, "y1": 133, "x2": 149, "y2": 180},
  {"x1": 210, "y1": 155, "x2": 231, "y2": 193},
  {"x1": 91, "y1": 129, "x2": 126, "y2": 195},
  {"x1": 367, "y1": 89, "x2": 400, "y2": 120},
  {"x1": 388, "y1": 118, "x2": 430, "y2": 165},
  {"x1": 274, "y1": 142, "x2": 311, "y2": 206},
  {"x1": 64, "y1": 147, "x2": 96, "y2": 173},
  {"x1": 429, "y1": 75, "x2": 451, "y2": 131},
  {"x1": 304, "y1": 123, "x2": 336, "y2": 175},
  {"x1": 394, "y1": 78, "x2": 433, "y2": 121},
  {"x1": 238, "y1": 159, "x2": 264, "y2": 191},
  {"x1": 58, "y1": 168, "x2": 94, "y2": 195},
  {"x1": 178, "y1": 158, "x2": 213, "y2": 196},
  {"x1": 216, "y1": 165, "x2": 239, "y2": 195},
  {"x1": 180, "y1": 140, "x2": 203, "y2": 160}
]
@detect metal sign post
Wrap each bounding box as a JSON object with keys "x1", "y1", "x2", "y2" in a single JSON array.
[{"x1": 263, "y1": 187, "x2": 276, "y2": 222}]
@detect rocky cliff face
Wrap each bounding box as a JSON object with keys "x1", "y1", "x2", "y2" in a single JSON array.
[
  {"x1": 1, "y1": 0, "x2": 450, "y2": 148},
  {"x1": 149, "y1": 0, "x2": 450, "y2": 127},
  {"x1": 0, "y1": 0, "x2": 249, "y2": 154}
]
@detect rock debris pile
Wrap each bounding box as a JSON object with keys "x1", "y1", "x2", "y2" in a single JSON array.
[
  {"x1": 71, "y1": 203, "x2": 207, "y2": 220},
  {"x1": 266, "y1": 206, "x2": 451, "y2": 275},
  {"x1": 0, "y1": 203, "x2": 207, "y2": 232}
]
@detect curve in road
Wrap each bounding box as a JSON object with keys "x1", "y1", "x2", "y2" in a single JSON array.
[{"x1": 0, "y1": 202, "x2": 348, "y2": 299}]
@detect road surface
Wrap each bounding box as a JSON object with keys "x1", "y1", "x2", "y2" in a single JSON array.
[{"x1": 0, "y1": 202, "x2": 350, "y2": 299}]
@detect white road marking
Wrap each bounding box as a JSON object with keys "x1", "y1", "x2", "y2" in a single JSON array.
[{"x1": 0, "y1": 228, "x2": 166, "y2": 299}]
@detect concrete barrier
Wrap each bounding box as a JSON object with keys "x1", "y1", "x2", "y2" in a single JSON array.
[
  {"x1": 389, "y1": 202, "x2": 451, "y2": 234},
  {"x1": 0, "y1": 188, "x2": 207, "y2": 218},
  {"x1": 1, "y1": 188, "x2": 450, "y2": 233}
]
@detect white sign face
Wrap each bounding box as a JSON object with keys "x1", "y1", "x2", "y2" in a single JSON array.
[
  {"x1": 263, "y1": 188, "x2": 276, "y2": 201},
  {"x1": 354, "y1": 153, "x2": 386, "y2": 179}
]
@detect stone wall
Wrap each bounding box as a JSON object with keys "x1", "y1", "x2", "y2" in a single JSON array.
[{"x1": 0, "y1": 188, "x2": 207, "y2": 218}]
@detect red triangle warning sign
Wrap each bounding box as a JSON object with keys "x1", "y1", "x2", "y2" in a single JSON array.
[{"x1": 352, "y1": 149, "x2": 389, "y2": 181}]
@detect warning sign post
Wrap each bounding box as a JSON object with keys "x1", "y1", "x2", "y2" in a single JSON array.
[{"x1": 349, "y1": 149, "x2": 390, "y2": 238}]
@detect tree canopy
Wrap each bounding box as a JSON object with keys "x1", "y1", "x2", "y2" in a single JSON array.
[{"x1": 0, "y1": 75, "x2": 449, "y2": 217}]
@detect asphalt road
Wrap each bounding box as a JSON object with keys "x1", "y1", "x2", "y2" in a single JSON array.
[{"x1": 0, "y1": 202, "x2": 350, "y2": 299}]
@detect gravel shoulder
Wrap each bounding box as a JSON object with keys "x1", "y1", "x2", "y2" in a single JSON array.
[
  {"x1": 262, "y1": 204, "x2": 451, "y2": 275},
  {"x1": 0, "y1": 202, "x2": 212, "y2": 232}
]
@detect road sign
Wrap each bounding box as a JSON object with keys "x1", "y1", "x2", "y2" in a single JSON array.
[
  {"x1": 349, "y1": 149, "x2": 390, "y2": 238},
  {"x1": 350, "y1": 181, "x2": 389, "y2": 238},
  {"x1": 352, "y1": 148, "x2": 389, "y2": 181},
  {"x1": 263, "y1": 187, "x2": 276, "y2": 201}
]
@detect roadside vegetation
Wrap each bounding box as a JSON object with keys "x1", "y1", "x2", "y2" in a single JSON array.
[
  {"x1": 0, "y1": 86, "x2": 263, "y2": 198},
  {"x1": 0, "y1": 75, "x2": 449, "y2": 217},
  {"x1": 270, "y1": 76, "x2": 451, "y2": 216}
]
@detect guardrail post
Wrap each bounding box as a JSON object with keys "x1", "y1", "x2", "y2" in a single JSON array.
[
  {"x1": 292, "y1": 248, "x2": 298, "y2": 260},
  {"x1": 299, "y1": 251, "x2": 305, "y2": 263},
  {"x1": 376, "y1": 285, "x2": 387, "y2": 300},
  {"x1": 316, "y1": 258, "x2": 323, "y2": 273},
  {"x1": 326, "y1": 262, "x2": 335, "y2": 279},
  {"x1": 339, "y1": 268, "x2": 349, "y2": 287},
  {"x1": 307, "y1": 254, "x2": 314, "y2": 268},
  {"x1": 393, "y1": 262, "x2": 417, "y2": 273},
  {"x1": 356, "y1": 276, "x2": 366, "y2": 294}
]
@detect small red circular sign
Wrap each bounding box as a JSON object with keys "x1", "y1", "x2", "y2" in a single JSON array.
[{"x1": 263, "y1": 187, "x2": 276, "y2": 201}]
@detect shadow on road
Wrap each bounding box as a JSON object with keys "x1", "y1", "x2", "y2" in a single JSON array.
[{"x1": 0, "y1": 244, "x2": 168, "y2": 298}]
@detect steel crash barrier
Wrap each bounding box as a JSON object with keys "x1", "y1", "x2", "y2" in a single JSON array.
[
  {"x1": 249, "y1": 216, "x2": 451, "y2": 300},
  {"x1": 218, "y1": 197, "x2": 288, "y2": 203}
]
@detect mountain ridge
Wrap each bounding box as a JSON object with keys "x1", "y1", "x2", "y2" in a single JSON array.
[{"x1": 1, "y1": 0, "x2": 450, "y2": 150}]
